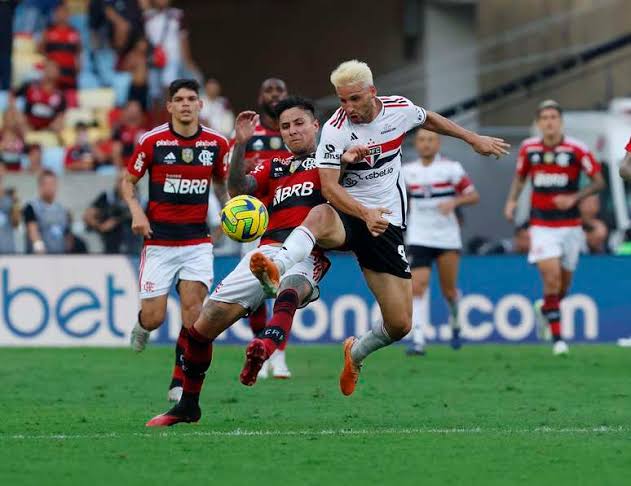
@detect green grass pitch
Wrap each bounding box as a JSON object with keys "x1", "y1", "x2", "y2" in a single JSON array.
[{"x1": 1, "y1": 344, "x2": 630, "y2": 485}]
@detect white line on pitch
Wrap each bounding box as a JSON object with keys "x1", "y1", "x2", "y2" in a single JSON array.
[{"x1": 1, "y1": 426, "x2": 628, "y2": 441}]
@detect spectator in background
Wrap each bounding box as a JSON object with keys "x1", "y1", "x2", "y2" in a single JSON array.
[
  {"x1": 112, "y1": 100, "x2": 146, "y2": 167},
  {"x1": 14, "y1": 0, "x2": 60, "y2": 34},
  {"x1": 0, "y1": 0, "x2": 17, "y2": 90},
  {"x1": 469, "y1": 223, "x2": 530, "y2": 255},
  {"x1": 579, "y1": 194, "x2": 609, "y2": 254},
  {"x1": 89, "y1": 0, "x2": 143, "y2": 58},
  {"x1": 16, "y1": 59, "x2": 66, "y2": 134},
  {"x1": 0, "y1": 164, "x2": 21, "y2": 253},
  {"x1": 199, "y1": 78, "x2": 234, "y2": 137},
  {"x1": 64, "y1": 122, "x2": 95, "y2": 171},
  {"x1": 25, "y1": 145, "x2": 43, "y2": 174},
  {"x1": 145, "y1": 0, "x2": 200, "y2": 105},
  {"x1": 83, "y1": 170, "x2": 141, "y2": 254},
  {"x1": 39, "y1": 2, "x2": 82, "y2": 91},
  {"x1": 23, "y1": 169, "x2": 70, "y2": 254},
  {"x1": 118, "y1": 37, "x2": 150, "y2": 110},
  {"x1": 0, "y1": 127, "x2": 26, "y2": 171}
]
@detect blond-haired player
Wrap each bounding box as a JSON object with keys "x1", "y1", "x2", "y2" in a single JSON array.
[{"x1": 249, "y1": 60, "x2": 509, "y2": 395}]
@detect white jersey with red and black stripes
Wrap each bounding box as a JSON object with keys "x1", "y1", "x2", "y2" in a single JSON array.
[
  {"x1": 403, "y1": 157, "x2": 475, "y2": 249},
  {"x1": 316, "y1": 95, "x2": 427, "y2": 227}
]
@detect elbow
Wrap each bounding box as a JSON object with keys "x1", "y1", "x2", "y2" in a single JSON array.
[
  {"x1": 619, "y1": 166, "x2": 631, "y2": 182},
  {"x1": 471, "y1": 192, "x2": 481, "y2": 204},
  {"x1": 321, "y1": 184, "x2": 335, "y2": 203}
]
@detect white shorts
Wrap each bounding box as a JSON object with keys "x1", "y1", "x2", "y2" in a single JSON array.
[
  {"x1": 211, "y1": 244, "x2": 330, "y2": 312},
  {"x1": 528, "y1": 226, "x2": 584, "y2": 271},
  {"x1": 138, "y1": 243, "x2": 214, "y2": 299}
]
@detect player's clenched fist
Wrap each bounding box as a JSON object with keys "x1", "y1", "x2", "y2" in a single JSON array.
[
  {"x1": 131, "y1": 211, "x2": 153, "y2": 238},
  {"x1": 363, "y1": 207, "x2": 392, "y2": 236}
]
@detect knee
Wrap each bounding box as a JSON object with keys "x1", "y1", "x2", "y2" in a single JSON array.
[
  {"x1": 181, "y1": 302, "x2": 203, "y2": 328},
  {"x1": 139, "y1": 307, "x2": 165, "y2": 331},
  {"x1": 386, "y1": 315, "x2": 412, "y2": 341}
]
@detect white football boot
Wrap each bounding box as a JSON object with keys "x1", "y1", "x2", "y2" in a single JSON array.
[
  {"x1": 130, "y1": 322, "x2": 150, "y2": 353},
  {"x1": 553, "y1": 340, "x2": 569, "y2": 356},
  {"x1": 269, "y1": 350, "x2": 292, "y2": 379},
  {"x1": 257, "y1": 359, "x2": 270, "y2": 380}
]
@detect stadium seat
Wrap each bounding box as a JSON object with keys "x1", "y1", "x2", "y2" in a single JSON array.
[
  {"x1": 42, "y1": 146, "x2": 65, "y2": 174},
  {"x1": 13, "y1": 34, "x2": 36, "y2": 55},
  {"x1": 78, "y1": 88, "x2": 116, "y2": 110},
  {"x1": 64, "y1": 108, "x2": 97, "y2": 128},
  {"x1": 25, "y1": 131, "x2": 59, "y2": 148},
  {"x1": 12, "y1": 53, "x2": 44, "y2": 88}
]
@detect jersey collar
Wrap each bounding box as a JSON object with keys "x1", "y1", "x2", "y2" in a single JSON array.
[{"x1": 169, "y1": 123, "x2": 202, "y2": 140}]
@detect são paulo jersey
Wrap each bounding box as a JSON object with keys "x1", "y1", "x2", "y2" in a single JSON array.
[
  {"x1": 250, "y1": 152, "x2": 325, "y2": 246},
  {"x1": 128, "y1": 123, "x2": 229, "y2": 246},
  {"x1": 316, "y1": 96, "x2": 427, "y2": 227},
  {"x1": 516, "y1": 136, "x2": 600, "y2": 227},
  {"x1": 403, "y1": 157, "x2": 475, "y2": 249}
]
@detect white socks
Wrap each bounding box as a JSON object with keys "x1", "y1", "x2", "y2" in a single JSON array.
[
  {"x1": 273, "y1": 226, "x2": 316, "y2": 275},
  {"x1": 447, "y1": 291, "x2": 461, "y2": 331},
  {"x1": 350, "y1": 319, "x2": 393, "y2": 363},
  {"x1": 411, "y1": 295, "x2": 428, "y2": 346}
]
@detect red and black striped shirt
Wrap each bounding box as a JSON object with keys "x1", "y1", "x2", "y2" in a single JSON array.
[
  {"x1": 250, "y1": 153, "x2": 325, "y2": 246},
  {"x1": 128, "y1": 123, "x2": 229, "y2": 246},
  {"x1": 516, "y1": 136, "x2": 601, "y2": 227},
  {"x1": 42, "y1": 25, "x2": 81, "y2": 90}
]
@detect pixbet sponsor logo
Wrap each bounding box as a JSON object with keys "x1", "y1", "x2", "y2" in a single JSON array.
[{"x1": 156, "y1": 139, "x2": 179, "y2": 146}]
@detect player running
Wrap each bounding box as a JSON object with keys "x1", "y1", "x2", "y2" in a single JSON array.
[
  {"x1": 249, "y1": 60, "x2": 509, "y2": 396},
  {"x1": 122, "y1": 79, "x2": 230, "y2": 402},
  {"x1": 145, "y1": 96, "x2": 361, "y2": 426},
  {"x1": 234, "y1": 78, "x2": 293, "y2": 379},
  {"x1": 504, "y1": 100, "x2": 605, "y2": 355},
  {"x1": 403, "y1": 129, "x2": 479, "y2": 356}
]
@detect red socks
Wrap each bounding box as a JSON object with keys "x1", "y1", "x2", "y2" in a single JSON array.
[
  {"x1": 181, "y1": 326, "x2": 213, "y2": 402},
  {"x1": 543, "y1": 294, "x2": 562, "y2": 342},
  {"x1": 260, "y1": 289, "x2": 299, "y2": 356},
  {"x1": 249, "y1": 304, "x2": 267, "y2": 336},
  {"x1": 169, "y1": 327, "x2": 187, "y2": 388}
]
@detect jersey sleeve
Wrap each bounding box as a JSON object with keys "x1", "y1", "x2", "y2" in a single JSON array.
[
  {"x1": 127, "y1": 135, "x2": 153, "y2": 178},
  {"x1": 577, "y1": 146, "x2": 601, "y2": 177},
  {"x1": 213, "y1": 137, "x2": 230, "y2": 181},
  {"x1": 625, "y1": 137, "x2": 631, "y2": 152},
  {"x1": 250, "y1": 159, "x2": 272, "y2": 199},
  {"x1": 315, "y1": 122, "x2": 348, "y2": 170},
  {"x1": 515, "y1": 143, "x2": 531, "y2": 178},
  {"x1": 399, "y1": 97, "x2": 427, "y2": 132},
  {"x1": 452, "y1": 162, "x2": 475, "y2": 194}
]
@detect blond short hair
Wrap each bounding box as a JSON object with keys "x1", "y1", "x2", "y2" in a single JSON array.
[{"x1": 330, "y1": 60, "x2": 374, "y2": 89}]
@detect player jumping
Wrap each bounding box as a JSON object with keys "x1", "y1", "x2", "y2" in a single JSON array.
[
  {"x1": 403, "y1": 129, "x2": 480, "y2": 355},
  {"x1": 145, "y1": 97, "x2": 363, "y2": 426},
  {"x1": 122, "y1": 79, "x2": 230, "y2": 402},
  {"x1": 234, "y1": 78, "x2": 293, "y2": 379},
  {"x1": 249, "y1": 60, "x2": 509, "y2": 396},
  {"x1": 504, "y1": 100, "x2": 605, "y2": 355}
]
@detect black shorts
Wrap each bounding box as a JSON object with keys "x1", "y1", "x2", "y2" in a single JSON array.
[
  {"x1": 335, "y1": 209, "x2": 411, "y2": 279},
  {"x1": 407, "y1": 245, "x2": 459, "y2": 269}
]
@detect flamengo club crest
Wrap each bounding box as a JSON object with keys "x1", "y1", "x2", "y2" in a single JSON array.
[
  {"x1": 182, "y1": 148, "x2": 194, "y2": 163},
  {"x1": 198, "y1": 149, "x2": 214, "y2": 166}
]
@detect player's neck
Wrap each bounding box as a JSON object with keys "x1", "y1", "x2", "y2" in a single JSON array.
[
  {"x1": 543, "y1": 133, "x2": 563, "y2": 147},
  {"x1": 420, "y1": 156, "x2": 434, "y2": 166},
  {"x1": 171, "y1": 120, "x2": 199, "y2": 138},
  {"x1": 365, "y1": 98, "x2": 382, "y2": 124}
]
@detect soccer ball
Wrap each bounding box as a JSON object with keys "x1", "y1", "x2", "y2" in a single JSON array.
[{"x1": 220, "y1": 195, "x2": 269, "y2": 242}]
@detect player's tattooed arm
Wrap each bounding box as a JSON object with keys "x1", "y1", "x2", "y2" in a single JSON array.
[
  {"x1": 228, "y1": 111, "x2": 260, "y2": 197},
  {"x1": 504, "y1": 175, "x2": 526, "y2": 222},
  {"x1": 423, "y1": 111, "x2": 510, "y2": 158},
  {"x1": 228, "y1": 142, "x2": 258, "y2": 197},
  {"x1": 619, "y1": 152, "x2": 631, "y2": 181}
]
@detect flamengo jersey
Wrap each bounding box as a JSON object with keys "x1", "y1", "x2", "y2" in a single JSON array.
[
  {"x1": 128, "y1": 123, "x2": 229, "y2": 246},
  {"x1": 403, "y1": 157, "x2": 474, "y2": 249},
  {"x1": 250, "y1": 153, "x2": 325, "y2": 246},
  {"x1": 516, "y1": 136, "x2": 600, "y2": 227},
  {"x1": 316, "y1": 96, "x2": 427, "y2": 227},
  {"x1": 626, "y1": 137, "x2": 631, "y2": 152},
  {"x1": 243, "y1": 121, "x2": 291, "y2": 163}
]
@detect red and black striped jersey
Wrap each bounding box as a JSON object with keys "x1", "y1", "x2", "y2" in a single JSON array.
[
  {"x1": 42, "y1": 25, "x2": 81, "y2": 90},
  {"x1": 234, "y1": 121, "x2": 292, "y2": 168},
  {"x1": 250, "y1": 153, "x2": 324, "y2": 246},
  {"x1": 17, "y1": 82, "x2": 66, "y2": 130},
  {"x1": 516, "y1": 136, "x2": 601, "y2": 227},
  {"x1": 128, "y1": 123, "x2": 229, "y2": 246}
]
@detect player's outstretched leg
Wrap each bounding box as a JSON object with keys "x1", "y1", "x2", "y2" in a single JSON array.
[
  {"x1": 248, "y1": 304, "x2": 271, "y2": 379},
  {"x1": 146, "y1": 326, "x2": 212, "y2": 426},
  {"x1": 240, "y1": 289, "x2": 300, "y2": 385}
]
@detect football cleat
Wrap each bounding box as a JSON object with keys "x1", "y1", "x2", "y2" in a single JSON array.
[
  {"x1": 249, "y1": 252, "x2": 280, "y2": 297},
  {"x1": 270, "y1": 350, "x2": 292, "y2": 379},
  {"x1": 130, "y1": 322, "x2": 150, "y2": 353},
  {"x1": 339, "y1": 337, "x2": 361, "y2": 396},
  {"x1": 257, "y1": 360, "x2": 270, "y2": 380},
  {"x1": 553, "y1": 340, "x2": 569, "y2": 356},
  {"x1": 406, "y1": 344, "x2": 426, "y2": 356},
  {"x1": 534, "y1": 299, "x2": 552, "y2": 341},
  {"x1": 450, "y1": 328, "x2": 462, "y2": 350},
  {"x1": 167, "y1": 386, "x2": 183, "y2": 402},
  {"x1": 240, "y1": 338, "x2": 268, "y2": 386},
  {"x1": 146, "y1": 402, "x2": 201, "y2": 427}
]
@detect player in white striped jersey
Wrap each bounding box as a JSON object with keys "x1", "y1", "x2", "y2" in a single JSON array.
[
  {"x1": 248, "y1": 60, "x2": 509, "y2": 396},
  {"x1": 403, "y1": 129, "x2": 479, "y2": 355}
]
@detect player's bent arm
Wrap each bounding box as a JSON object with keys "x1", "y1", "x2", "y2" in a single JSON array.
[
  {"x1": 120, "y1": 171, "x2": 145, "y2": 216},
  {"x1": 455, "y1": 189, "x2": 480, "y2": 207},
  {"x1": 576, "y1": 171, "x2": 606, "y2": 201},
  {"x1": 504, "y1": 175, "x2": 526, "y2": 221},
  {"x1": 213, "y1": 175, "x2": 229, "y2": 206},
  {"x1": 227, "y1": 142, "x2": 257, "y2": 197},
  {"x1": 319, "y1": 167, "x2": 369, "y2": 220},
  {"x1": 619, "y1": 152, "x2": 631, "y2": 181}
]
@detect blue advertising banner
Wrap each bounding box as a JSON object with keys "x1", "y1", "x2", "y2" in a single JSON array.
[{"x1": 1, "y1": 255, "x2": 630, "y2": 346}]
